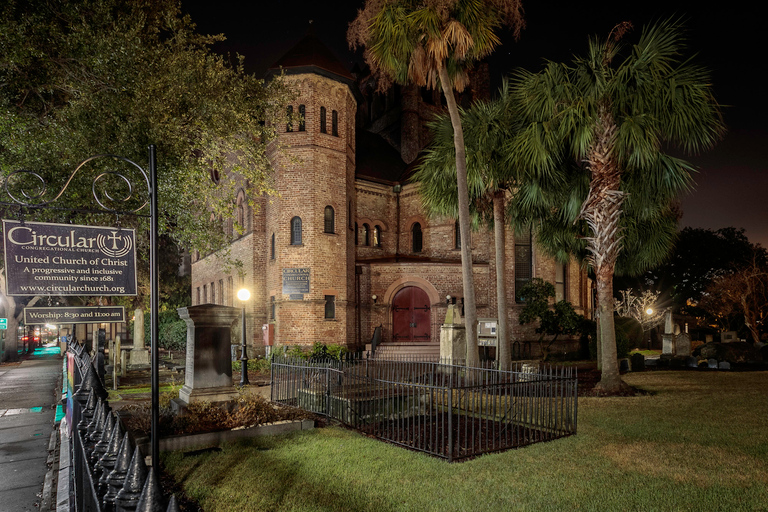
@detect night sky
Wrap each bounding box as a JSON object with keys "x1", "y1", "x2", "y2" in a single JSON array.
[{"x1": 185, "y1": 0, "x2": 767, "y2": 248}]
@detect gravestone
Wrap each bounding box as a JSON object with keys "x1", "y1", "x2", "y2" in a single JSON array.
[
  {"x1": 675, "y1": 333, "x2": 692, "y2": 357},
  {"x1": 619, "y1": 358, "x2": 630, "y2": 372},
  {"x1": 630, "y1": 352, "x2": 645, "y2": 372},
  {"x1": 707, "y1": 358, "x2": 718, "y2": 369},
  {"x1": 686, "y1": 356, "x2": 698, "y2": 368},
  {"x1": 718, "y1": 361, "x2": 731, "y2": 370},
  {"x1": 131, "y1": 309, "x2": 149, "y2": 366},
  {"x1": 440, "y1": 304, "x2": 466, "y2": 364},
  {"x1": 174, "y1": 304, "x2": 241, "y2": 407}
]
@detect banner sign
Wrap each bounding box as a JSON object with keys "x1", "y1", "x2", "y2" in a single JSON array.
[
  {"x1": 3, "y1": 220, "x2": 137, "y2": 296},
  {"x1": 282, "y1": 268, "x2": 310, "y2": 295},
  {"x1": 24, "y1": 306, "x2": 126, "y2": 325}
]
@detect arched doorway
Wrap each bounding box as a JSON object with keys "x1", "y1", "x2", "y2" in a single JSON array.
[{"x1": 392, "y1": 286, "x2": 431, "y2": 342}]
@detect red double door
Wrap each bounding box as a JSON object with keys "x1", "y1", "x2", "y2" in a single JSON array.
[{"x1": 392, "y1": 286, "x2": 431, "y2": 342}]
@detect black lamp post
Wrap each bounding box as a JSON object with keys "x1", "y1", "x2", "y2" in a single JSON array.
[{"x1": 237, "y1": 288, "x2": 250, "y2": 386}]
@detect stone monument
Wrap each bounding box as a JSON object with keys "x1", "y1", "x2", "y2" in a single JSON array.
[
  {"x1": 662, "y1": 310, "x2": 675, "y2": 355},
  {"x1": 440, "y1": 303, "x2": 466, "y2": 364},
  {"x1": 130, "y1": 308, "x2": 149, "y2": 367},
  {"x1": 675, "y1": 332, "x2": 692, "y2": 357},
  {"x1": 174, "y1": 304, "x2": 241, "y2": 407}
]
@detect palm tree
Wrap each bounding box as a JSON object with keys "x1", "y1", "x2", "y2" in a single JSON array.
[
  {"x1": 414, "y1": 88, "x2": 517, "y2": 369},
  {"x1": 348, "y1": 0, "x2": 524, "y2": 366},
  {"x1": 509, "y1": 18, "x2": 724, "y2": 392}
]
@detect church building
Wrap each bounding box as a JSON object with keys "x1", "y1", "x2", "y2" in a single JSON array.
[{"x1": 190, "y1": 32, "x2": 592, "y2": 359}]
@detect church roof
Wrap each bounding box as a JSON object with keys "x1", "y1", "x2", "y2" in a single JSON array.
[
  {"x1": 268, "y1": 31, "x2": 354, "y2": 84},
  {"x1": 355, "y1": 130, "x2": 408, "y2": 184}
]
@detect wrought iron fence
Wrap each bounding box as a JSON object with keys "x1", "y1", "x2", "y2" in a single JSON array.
[
  {"x1": 66, "y1": 343, "x2": 176, "y2": 511},
  {"x1": 271, "y1": 356, "x2": 577, "y2": 461}
]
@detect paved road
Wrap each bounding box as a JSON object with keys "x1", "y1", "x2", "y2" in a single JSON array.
[{"x1": 0, "y1": 351, "x2": 62, "y2": 512}]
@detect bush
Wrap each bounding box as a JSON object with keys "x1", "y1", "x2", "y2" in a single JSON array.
[
  {"x1": 160, "y1": 319, "x2": 187, "y2": 351},
  {"x1": 232, "y1": 357, "x2": 271, "y2": 373}
]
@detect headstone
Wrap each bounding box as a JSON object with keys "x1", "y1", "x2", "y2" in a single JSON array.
[
  {"x1": 130, "y1": 309, "x2": 149, "y2": 366},
  {"x1": 675, "y1": 333, "x2": 692, "y2": 357},
  {"x1": 664, "y1": 310, "x2": 673, "y2": 334},
  {"x1": 686, "y1": 356, "x2": 698, "y2": 368},
  {"x1": 645, "y1": 357, "x2": 658, "y2": 367},
  {"x1": 174, "y1": 304, "x2": 241, "y2": 407},
  {"x1": 718, "y1": 361, "x2": 731, "y2": 370},
  {"x1": 619, "y1": 358, "x2": 630, "y2": 372},
  {"x1": 721, "y1": 331, "x2": 738, "y2": 343},
  {"x1": 707, "y1": 358, "x2": 718, "y2": 369},
  {"x1": 630, "y1": 352, "x2": 645, "y2": 371}
]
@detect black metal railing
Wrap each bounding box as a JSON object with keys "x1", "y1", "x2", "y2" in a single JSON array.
[
  {"x1": 66, "y1": 343, "x2": 177, "y2": 511},
  {"x1": 271, "y1": 356, "x2": 577, "y2": 461}
]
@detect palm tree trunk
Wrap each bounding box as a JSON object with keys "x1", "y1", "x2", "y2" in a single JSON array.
[
  {"x1": 438, "y1": 64, "x2": 478, "y2": 367},
  {"x1": 580, "y1": 105, "x2": 627, "y2": 393},
  {"x1": 493, "y1": 191, "x2": 510, "y2": 370}
]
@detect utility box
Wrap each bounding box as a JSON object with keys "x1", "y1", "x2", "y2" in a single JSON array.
[
  {"x1": 477, "y1": 318, "x2": 497, "y2": 347},
  {"x1": 262, "y1": 323, "x2": 274, "y2": 346}
]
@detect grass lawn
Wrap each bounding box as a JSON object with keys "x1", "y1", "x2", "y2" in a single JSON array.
[{"x1": 162, "y1": 370, "x2": 768, "y2": 512}]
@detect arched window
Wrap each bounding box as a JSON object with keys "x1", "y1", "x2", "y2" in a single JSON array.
[
  {"x1": 320, "y1": 106, "x2": 327, "y2": 133},
  {"x1": 286, "y1": 105, "x2": 293, "y2": 132},
  {"x1": 332, "y1": 110, "x2": 339, "y2": 136},
  {"x1": 412, "y1": 223, "x2": 422, "y2": 253},
  {"x1": 555, "y1": 263, "x2": 567, "y2": 302},
  {"x1": 324, "y1": 206, "x2": 335, "y2": 233},
  {"x1": 362, "y1": 223, "x2": 370, "y2": 246},
  {"x1": 454, "y1": 220, "x2": 461, "y2": 249},
  {"x1": 290, "y1": 216, "x2": 302, "y2": 245},
  {"x1": 298, "y1": 104, "x2": 305, "y2": 131},
  {"x1": 354, "y1": 222, "x2": 359, "y2": 245},
  {"x1": 270, "y1": 233, "x2": 275, "y2": 260},
  {"x1": 373, "y1": 225, "x2": 382, "y2": 247}
]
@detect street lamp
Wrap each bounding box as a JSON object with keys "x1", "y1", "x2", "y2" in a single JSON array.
[
  {"x1": 646, "y1": 308, "x2": 654, "y2": 316},
  {"x1": 237, "y1": 288, "x2": 250, "y2": 386}
]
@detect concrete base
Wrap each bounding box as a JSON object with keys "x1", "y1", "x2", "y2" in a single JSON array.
[
  {"x1": 130, "y1": 348, "x2": 149, "y2": 366},
  {"x1": 440, "y1": 323, "x2": 466, "y2": 364},
  {"x1": 176, "y1": 385, "x2": 239, "y2": 407}
]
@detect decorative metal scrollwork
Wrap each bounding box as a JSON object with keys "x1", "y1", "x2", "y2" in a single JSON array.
[{"x1": 1, "y1": 154, "x2": 151, "y2": 217}]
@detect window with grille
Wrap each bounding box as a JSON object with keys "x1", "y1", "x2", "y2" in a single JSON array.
[
  {"x1": 324, "y1": 295, "x2": 335, "y2": 319},
  {"x1": 362, "y1": 223, "x2": 370, "y2": 246},
  {"x1": 290, "y1": 217, "x2": 302, "y2": 245},
  {"x1": 555, "y1": 263, "x2": 567, "y2": 302},
  {"x1": 286, "y1": 105, "x2": 293, "y2": 132},
  {"x1": 515, "y1": 227, "x2": 533, "y2": 303},
  {"x1": 298, "y1": 104, "x2": 305, "y2": 131},
  {"x1": 324, "y1": 206, "x2": 335, "y2": 233}
]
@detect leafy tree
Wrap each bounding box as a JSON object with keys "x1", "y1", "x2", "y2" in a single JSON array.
[
  {"x1": 0, "y1": 0, "x2": 290, "y2": 360},
  {"x1": 698, "y1": 251, "x2": 768, "y2": 343},
  {"x1": 509, "y1": 19, "x2": 724, "y2": 392},
  {"x1": 348, "y1": 0, "x2": 525, "y2": 366},
  {"x1": 517, "y1": 278, "x2": 583, "y2": 361},
  {"x1": 619, "y1": 227, "x2": 763, "y2": 312},
  {"x1": 414, "y1": 85, "x2": 517, "y2": 369}
]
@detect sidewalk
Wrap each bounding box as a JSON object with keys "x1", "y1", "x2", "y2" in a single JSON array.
[{"x1": 0, "y1": 347, "x2": 63, "y2": 512}]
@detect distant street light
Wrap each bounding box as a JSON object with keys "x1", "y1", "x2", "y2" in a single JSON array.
[
  {"x1": 237, "y1": 288, "x2": 250, "y2": 386},
  {"x1": 646, "y1": 308, "x2": 654, "y2": 316}
]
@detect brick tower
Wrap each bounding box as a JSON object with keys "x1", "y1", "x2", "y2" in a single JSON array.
[{"x1": 264, "y1": 32, "x2": 358, "y2": 348}]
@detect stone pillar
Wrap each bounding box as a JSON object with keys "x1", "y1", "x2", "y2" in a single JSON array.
[
  {"x1": 662, "y1": 310, "x2": 674, "y2": 355},
  {"x1": 130, "y1": 309, "x2": 149, "y2": 367},
  {"x1": 440, "y1": 304, "x2": 466, "y2": 364},
  {"x1": 174, "y1": 305, "x2": 241, "y2": 406}
]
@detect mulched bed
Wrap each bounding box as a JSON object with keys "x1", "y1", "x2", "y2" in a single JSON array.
[{"x1": 360, "y1": 412, "x2": 572, "y2": 461}]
